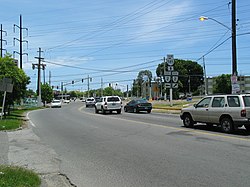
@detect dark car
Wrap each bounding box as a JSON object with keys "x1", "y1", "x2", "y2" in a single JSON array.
[{"x1": 124, "y1": 99, "x2": 152, "y2": 113}]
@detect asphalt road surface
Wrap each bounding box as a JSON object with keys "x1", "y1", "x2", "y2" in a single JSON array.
[{"x1": 28, "y1": 101, "x2": 250, "y2": 187}]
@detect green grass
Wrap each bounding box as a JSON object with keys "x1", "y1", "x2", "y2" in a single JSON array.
[
  {"x1": 0, "y1": 165, "x2": 41, "y2": 187},
  {"x1": 0, "y1": 107, "x2": 41, "y2": 131}
]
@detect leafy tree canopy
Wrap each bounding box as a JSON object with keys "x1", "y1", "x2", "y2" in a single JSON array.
[
  {"x1": 156, "y1": 59, "x2": 204, "y2": 94},
  {"x1": 41, "y1": 83, "x2": 53, "y2": 104},
  {"x1": 0, "y1": 55, "x2": 30, "y2": 106},
  {"x1": 213, "y1": 74, "x2": 231, "y2": 94}
]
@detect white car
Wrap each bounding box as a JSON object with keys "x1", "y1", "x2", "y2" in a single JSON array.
[
  {"x1": 95, "y1": 96, "x2": 122, "y2": 114},
  {"x1": 51, "y1": 100, "x2": 62, "y2": 108},
  {"x1": 63, "y1": 99, "x2": 70, "y2": 104},
  {"x1": 86, "y1": 97, "x2": 96, "y2": 107}
]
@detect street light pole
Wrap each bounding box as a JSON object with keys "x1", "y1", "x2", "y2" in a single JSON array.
[
  {"x1": 199, "y1": 0, "x2": 237, "y2": 76},
  {"x1": 231, "y1": 0, "x2": 237, "y2": 76}
]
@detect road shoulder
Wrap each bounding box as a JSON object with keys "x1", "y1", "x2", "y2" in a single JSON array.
[{"x1": 7, "y1": 114, "x2": 74, "y2": 187}]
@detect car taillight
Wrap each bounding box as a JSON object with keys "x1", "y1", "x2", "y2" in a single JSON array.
[{"x1": 241, "y1": 109, "x2": 246, "y2": 117}]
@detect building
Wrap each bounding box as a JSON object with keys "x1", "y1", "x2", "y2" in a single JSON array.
[{"x1": 207, "y1": 75, "x2": 250, "y2": 94}]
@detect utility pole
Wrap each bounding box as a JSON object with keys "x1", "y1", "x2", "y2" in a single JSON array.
[
  {"x1": 34, "y1": 48, "x2": 44, "y2": 107},
  {"x1": 101, "y1": 78, "x2": 103, "y2": 96},
  {"x1": 14, "y1": 15, "x2": 28, "y2": 69},
  {"x1": 232, "y1": 0, "x2": 237, "y2": 76},
  {"x1": 0, "y1": 24, "x2": 7, "y2": 57},
  {"x1": 203, "y1": 56, "x2": 207, "y2": 95},
  {"x1": 49, "y1": 71, "x2": 51, "y2": 86}
]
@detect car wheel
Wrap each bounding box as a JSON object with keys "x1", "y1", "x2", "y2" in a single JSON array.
[
  {"x1": 117, "y1": 109, "x2": 121, "y2": 114},
  {"x1": 147, "y1": 110, "x2": 151, "y2": 113},
  {"x1": 183, "y1": 114, "x2": 194, "y2": 128},
  {"x1": 124, "y1": 107, "x2": 127, "y2": 112},
  {"x1": 95, "y1": 107, "x2": 99, "y2": 114},
  {"x1": 244, "y1": 124, "x2": 250, "y2": 132},
  {"x1": 102, "y1": 107, "x2": 106, "y2": 114},
  {"x1": 133, "y1": 108, "x2": 138, "y2": 113},
  {"x1": 220, "y1": 117, "x2": 233, "y2": 133}
]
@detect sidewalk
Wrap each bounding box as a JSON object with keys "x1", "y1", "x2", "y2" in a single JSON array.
[{"x1": 0, "y1": 119, "x2": 74, "y2": 187}]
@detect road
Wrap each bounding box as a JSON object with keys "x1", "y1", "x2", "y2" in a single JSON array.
[{"x1": 28, "y1": 101, "x2": 250, "y2": 187}]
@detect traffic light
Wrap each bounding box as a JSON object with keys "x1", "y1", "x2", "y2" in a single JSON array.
[
  {"x1": 109, "y1": 83, "x2": 111, "y2": 87},
  {"x1": 82, "y1": 79, "x2": 84, "y2": 82},
  {"x1": 72, "y1": 80, "x2": 74, "y2": 84}
]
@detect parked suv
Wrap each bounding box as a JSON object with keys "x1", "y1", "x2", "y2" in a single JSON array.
[
  {"x1": 95, "y1": 96, "x2": 122, "y2": 114},
  {"x1": 180, "y1": 94, "x2": 250, "y2": 133}
]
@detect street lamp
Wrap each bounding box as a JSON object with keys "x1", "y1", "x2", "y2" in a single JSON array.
[{"x1": 199, "y1": 3, "x2": 237, "y2": 77}]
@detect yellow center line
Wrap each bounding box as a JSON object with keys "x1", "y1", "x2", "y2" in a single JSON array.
[{"x1": 78, "y1": 106, "x2": 250, "y2": 142}]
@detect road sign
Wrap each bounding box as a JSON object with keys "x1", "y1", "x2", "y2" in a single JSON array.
[
  {"x1": 165, "y1": 76, "x2": 171, "y2": 82},
  {"x1": 167, "y1": 66, "x2": 174, "y2": 71},
  {"x1": 164, "y1": 71, "x2": 171, "y2": 76},
  {"x1": 172, "y1": 71, "x2": 179, "y2": 76},
  {"x1": 165, "y1": 83, "x2": 171, "y2": 88},
  {"x1": 172, "y1": 76, "x2": 178, "y2": 83},
  {"x1": 172, "y1": 83, "x2": 178, "y2": 88},
  {"x1": 166, "y1": 54, "x2": 174, "y2": 66}
]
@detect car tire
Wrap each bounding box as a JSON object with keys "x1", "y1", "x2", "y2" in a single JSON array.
[
  {"x1": 102, "y1": 107, "x2": 106, "y2": 114},
  {"x1": 124, "y1": 107, "x2": 127, "y2": 112},
  {"x1": 133, "y1": 108, "x2": 138, "y2": 113},
  {"x1": 220, "y1": 117, "x2": 233, "y2": 133},
  {"x1": 117, "y1": 109, "x2": 121, "y2": 114},
  {"x1": 244, "y1": 125, "x2": 250, "y2": 132},
  {"x1": 183, "y1": 114, "x2": 194, "y2": 128},
  {"x1": 147, "y1": 110, "x2": 151, "y2": 113},
  {"x1": 95, "y1": 107, "x2": 99, "y2": 114}
]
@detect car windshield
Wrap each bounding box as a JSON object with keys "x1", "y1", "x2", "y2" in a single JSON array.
[
  {"x1": 243, "y1": 96, "x2": 250, "y2": 107},
  {"x1": 107, "y1": 97, "x2": 120, "y2": 102},
  {"x1": 87, "y1": 98, "x2": 94, "y2": 101}
]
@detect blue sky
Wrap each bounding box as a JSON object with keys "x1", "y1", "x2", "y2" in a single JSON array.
[{"x1": 0, "y1": 0, "x2": 249, "y2": 92}]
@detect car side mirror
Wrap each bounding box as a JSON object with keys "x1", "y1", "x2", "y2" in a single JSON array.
[{"x1": 193, "y1": 104, "x2": 197, "y2": 108}]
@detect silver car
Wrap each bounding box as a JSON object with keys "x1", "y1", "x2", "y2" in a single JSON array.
[{"x1": 180, "y1": 94, "x2": 250, "y2": 133}]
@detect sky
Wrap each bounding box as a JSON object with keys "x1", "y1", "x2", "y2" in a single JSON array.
[{"x1": 0, "y1": 0, "x2": 249, "y2": 93}]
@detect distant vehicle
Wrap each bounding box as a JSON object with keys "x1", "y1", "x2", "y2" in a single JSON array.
[
  {"x1": 51, "y1": 99, "x2": 62, "y2": 108},
  {"x1": 180, "y1": 94, "x2": 250, "y2": 133},
  {"x1": 80, "y1": 97, "x2": 86, "y2": 102},
  {"x1": 124, "y1": 99, "x2": 152, "y2": 113},
  {"x1": 86, "y1": 97, "x2": 96, "y2": 107},
  {"x1": 63, "y1": 99, "x2": 70, "y2": 104},
  {"x1": 95, "y1": 96, "x2": 122, "y2": 114}
]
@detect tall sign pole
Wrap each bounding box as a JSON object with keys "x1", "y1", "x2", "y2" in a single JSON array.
[{"x1": 164, "y1": 54, "x2": 178, "y2": 107}]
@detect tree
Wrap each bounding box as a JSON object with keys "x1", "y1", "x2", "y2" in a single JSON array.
[
  {"x1": 132, "y1": 70, "x2": 152, "y2": 97},
  {"x1": 213, "y1": 74, "x2": 231, "y2": 94},
  {"x1": 41, "y1": 83, "x2": 53, "y2": 105},
  {"x1": 69, "y1": 91, "x2": 77, "y2": 98},
  {"x1": 156, "y1": 59, "x2": 204, "y2": 95},
  {"x1": 0, "y1": 55, "x2": 30, "y2": 111}
]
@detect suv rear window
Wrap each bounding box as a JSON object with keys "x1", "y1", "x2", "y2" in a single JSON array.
[
  {"x1": 243, "y1": 96, "x2": 250, "y2": 107},
  {"x1": 107, "y1": 97, "x2": 120, "y2": 102}
]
